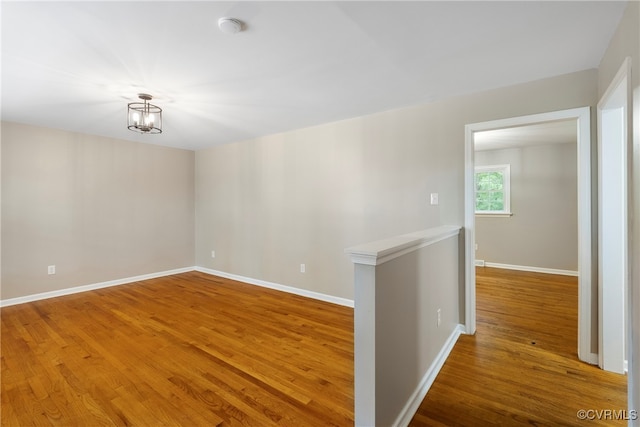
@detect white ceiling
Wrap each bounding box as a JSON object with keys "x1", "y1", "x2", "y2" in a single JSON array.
[
  {"x1": 1, "y1": 1, "x2": 627, "y2": 151},
  {"x1": 474, "y1": 119, "x2": 577, "y2": 151}
]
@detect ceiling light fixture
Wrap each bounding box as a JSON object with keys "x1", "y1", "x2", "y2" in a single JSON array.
[
  {"x1": 127, "y1": 93, "x2": 162, "y2": 134},
  {"x1": 218, "y1": 17, "x2": 243, "y2": 34}
]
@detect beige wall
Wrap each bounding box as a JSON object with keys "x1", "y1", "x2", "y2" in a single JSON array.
[
  {"x1": 598, "y1": 1, "x2": 639, "y2": 97},
  {"x1": 0, "y1": 71, "x2": 598, "y2": 304},
  {"x1": 374, "y1": 234, "x2": 459, "y2": 425},
  {"x1": 1, "y1": 122, "x2": 195, "y2": 300},
  {"x1": 597, "y1": 0, "x2": 639, "y2": 416},
  {"x1": 476, "y1": 143, "x2": 578, "y2": 271},
  {"x1": 195, "y1": 69, "x2": 598, "y2": 301}
]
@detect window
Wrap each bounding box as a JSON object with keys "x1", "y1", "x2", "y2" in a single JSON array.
[{"x1": 475, "y1": 164, "x2": 511, "y2": 216}]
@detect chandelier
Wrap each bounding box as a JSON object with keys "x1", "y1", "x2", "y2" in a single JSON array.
[{"x1": 127, "y1": 93, "x2": 162, "y2": 134}]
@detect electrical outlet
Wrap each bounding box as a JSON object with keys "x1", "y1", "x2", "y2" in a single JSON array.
[
  {"x1": 48, "y1": 265, "x2": 56, "y2": 275},
  {"x1": 437, "y1": 308, "x2": 441, "y2": 327},
  {"x1": 211, "y1": 250, "x2": 216, "y2": 258},
  {"x1": 430, "y1": 193, "x2": 439, "y2": 205},
  {"x1": 300, "y1": 264, "x2": 306, "y2": 273}
]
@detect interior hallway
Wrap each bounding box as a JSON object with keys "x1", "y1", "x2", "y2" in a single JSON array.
[{"x1": 410, "y1": 267, "x2": 628, "y2": 426}]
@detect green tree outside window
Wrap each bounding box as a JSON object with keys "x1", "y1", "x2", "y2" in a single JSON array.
[{"x1": 475, "y1": 165, "x2": 511, "y2": 214}]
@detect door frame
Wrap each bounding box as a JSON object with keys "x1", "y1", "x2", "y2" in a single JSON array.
[
  {"x1": 464, "y1": 106, "x2": 594, "y2": 364},
  {"x1": 597, "y1": 57, "x2": 631, "y2": 373}
]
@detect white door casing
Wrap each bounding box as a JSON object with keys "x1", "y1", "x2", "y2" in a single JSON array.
[
  {"x1": 464, "y1": 107, "x2": 593, "y2": 363},
  {"x1": 597, "y1": 57, "x2": 631, "y2": 374}
]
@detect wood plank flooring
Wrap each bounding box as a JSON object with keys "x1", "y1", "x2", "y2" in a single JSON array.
[
  {"x1": 2, "y1": 268, "x2": 628, "y2": 426},
  {"x1": 1, "y1": 272, "x2": 354, "y2": 426},
  {"x1": 410, "y1": 267, "x2": 628, "y2": 426}
]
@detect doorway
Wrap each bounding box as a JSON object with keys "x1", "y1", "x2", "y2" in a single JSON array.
[
  {"x1": 473, "y1": 120, "x2": 578, "y2": 276},
  {"x1": 464, "y1": 107, "x2": 594, "y2": 363}
]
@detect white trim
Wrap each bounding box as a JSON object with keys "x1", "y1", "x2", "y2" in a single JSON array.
[
  {"x1": 195, "y1": 267, "x2": 354, "y2": 308},
  {"x1": 0, "y1": 267, "x2": 195, "y2": 307},
  {"x1": 475, "y1": 213, "x2": 513, "y2": 218},
  {"x1": 465, "y1": 124, "x2": 477, "y2": 335},
  {"x1": 1, "y1": 266, "x2": 355, "y2": 309},
  {"x1": 597, "y1": 57, "x2": 631, "y2": 374},
  {"x1": 475, "y1": 259, "x2": 486, "y2": 267},
  {"x1": 482, "y1": 262, "x2": 578, "y2": 277},
  {"x1": 393, "y1": 324, "x2": 464, "y2": 427},
  {"x1": 465, "y1": 107, "x2": 592, "y2": 364},
  {"x1": 345, "y1": 225, "x2": 461, "y2": 266},
  {"x1": 587, "y1": 352, "x2": 599, "y2": 366}
]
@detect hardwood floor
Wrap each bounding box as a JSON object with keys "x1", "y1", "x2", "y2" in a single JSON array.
[
  {"x1": 1, "y1": 272, "x2": 354, "y2": 426},
  {"x1": 2, "y1": 268, "x2": 629, "y2": 426},
  {"x1": 410, "y1": 267, "x2": 628, "y2": 426}
]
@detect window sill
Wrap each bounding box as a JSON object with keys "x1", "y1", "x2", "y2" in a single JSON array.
[{"x1": 475, "y1": 212, "x2": 513, "y2": 218}]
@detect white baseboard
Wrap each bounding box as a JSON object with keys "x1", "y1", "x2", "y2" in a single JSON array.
[
  {"x1": 587, "y1": 354, "x2": 628, "y2": 373},
  {"x1": 475, "y1": 259, "x2": 486, "y2": 267},
  {"x1": 0, "y1": 267, "x2": 195, "y2": 307},
  {"x1": 195, "y1": 267, "x2": 355, "y2": 308},
  {"x1": 482, "y1": 262, "x2": 578, "y2": 277},
  {"x1": 1, "y1": 266, "x2": 355, "y2": 309},
  {"x1": 393, "y1": 324, "x2": 464, "y2": 427}
]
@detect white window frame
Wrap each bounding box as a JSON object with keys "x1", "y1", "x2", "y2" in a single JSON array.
[{"x1": 474, "y1": 164, "x2": 512, "y2": 217}]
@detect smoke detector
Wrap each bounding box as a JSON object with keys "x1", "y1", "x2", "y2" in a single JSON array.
[{"x1": 218, "y1": 17, "x2": 244, "y2": 34}]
